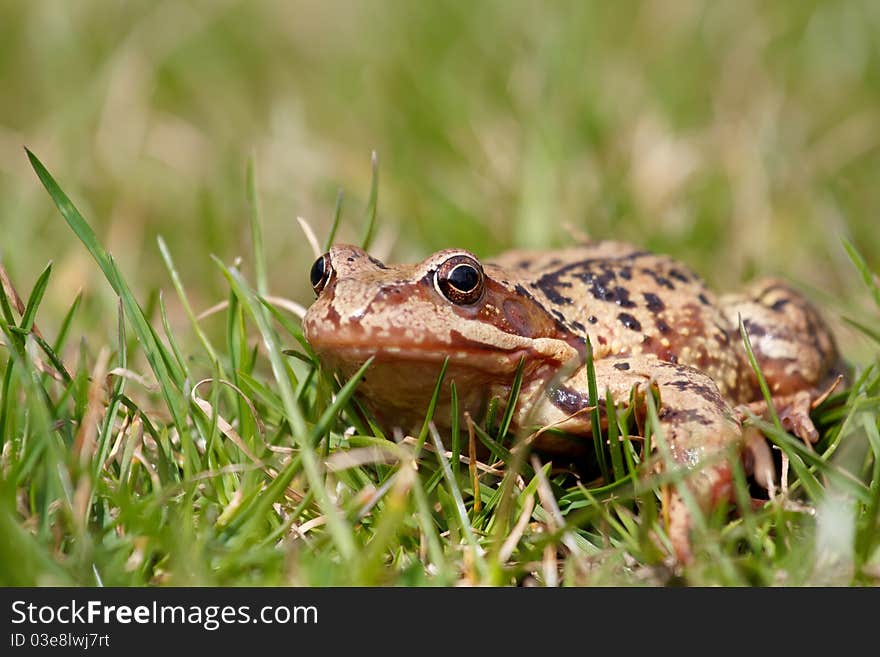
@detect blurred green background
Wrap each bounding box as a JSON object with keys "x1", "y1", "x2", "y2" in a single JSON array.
[{"x1": 2, "y1": 0, "x2": 878, "y2": 361}]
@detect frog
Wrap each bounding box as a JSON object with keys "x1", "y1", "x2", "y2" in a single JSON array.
[{"x1": 302, "y1": 240, "x2": 845, "y2": 561}]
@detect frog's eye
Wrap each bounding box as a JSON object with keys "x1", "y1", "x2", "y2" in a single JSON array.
[
  {"x1": 435, "y1": 255, "x2": 485, "y2": 305},
  {"x1": 310, "y1": 253, "x2": 333, "y2": 296}
]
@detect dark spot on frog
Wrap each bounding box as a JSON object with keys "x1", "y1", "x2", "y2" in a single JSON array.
[
  {"x1": 575, "y1": 270, "x2": 616, "y2": 302},
  {"x1": 547, "y1": 258, "x2": 562, "y2": 267},
  {"x1": 713, "y1": 324, "x2": 731, "y2": 345},
  {"x1": 517, "y1": 259, "x2": 532, "y2": 269},
  {"x1": 535, "y1": 273, "x2": 573, "y2": 305},
  {"x1": 619, "y1": 266, "x2": 632, "y2": 280},
  {"x1": 617, "y1": 313, "x2": 642, "y2": 332},
  {"x1": 575, "y1": 266, "x2": 631, "y2": 305},
  {"x1": 698, "y1": 293, "x2": 711, "y2": 306},
  {"x1": 770, "y1": 298, "x2": 790, "y2": 312},
  {"x1": 551, "y1": 309, "x2": 567, "y2": 324},
  {"x1": 548, "y1": 384, "x2": 606, "y2": 416},
  {"x1": 514, "y1": 284, "x2": 534, "y2": 300},
  {"x1": 668, "y1": 269, "x2": 689, "y2": 283},
  {"x1": 655, "y1": 318, "x2": 671, "y2": 334},
  {"x1": 641, "y1": 268, "x2": 675, "y2": 290},
  {"x1": 643, "y1": 292, "x2": 665, "y2": 313},
  {"x1": 658, "y1": 406, "x2": 711, "y2": 426},
  {"x1": 742, "y1": 319, "x2": 766, "y2": 338},
  {"x1": 571, "y1": 320, "x2": 586, "y2": 332},
  {"x1": 667, "y1": 377, "x2": 727, "y2": 412},
  {"x1": 368, "y1": 256, "x2": 388, "y2": 270},
  {"x1": 614, "y1": 286, "x2": 637, "y2": 308},
  {"x1": 587, "y1": 315, "x2": 598, "y2": 324},
  {"x1": 613, "y1": 362, "x2": 630, "y2": 371}
]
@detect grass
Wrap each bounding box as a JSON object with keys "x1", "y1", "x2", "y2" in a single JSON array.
[
  {"x1": 1, "y1": 1, "x2": 879, "y2": 586},
  {"x1": 0, "y1": 150, "x2": 877, "y2": 587}
]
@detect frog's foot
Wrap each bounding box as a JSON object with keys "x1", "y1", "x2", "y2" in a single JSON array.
[
  {"x1": 736, "y1": 390, "x2": 818, "y2": 443},
  {"x1": 737, "y1": 374, "x2": 844, "y2": 445}
]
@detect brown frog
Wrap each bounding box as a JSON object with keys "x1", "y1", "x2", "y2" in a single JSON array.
[{"x1": 302, "y1": 241, "x2": 844, "y2": 560}]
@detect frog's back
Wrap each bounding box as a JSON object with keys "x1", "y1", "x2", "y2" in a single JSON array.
[{"x1": 489, "y1": 241, "x2": 744, "y2": 398}]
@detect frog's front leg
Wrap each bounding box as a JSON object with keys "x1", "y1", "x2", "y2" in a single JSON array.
[{"x1": 527, "y1": 354, "x2": 743, "y2": 561}]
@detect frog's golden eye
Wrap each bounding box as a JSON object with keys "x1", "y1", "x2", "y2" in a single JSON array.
[
  {"x1": 435, "y1": 255, "x2": 485, "y2": 305},
  {"x1": 310, "y1": 253, "x2": 333, "y2": 296}
]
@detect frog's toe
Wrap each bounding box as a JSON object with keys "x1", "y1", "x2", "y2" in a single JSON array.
[
  {"x1": 777, "y1": 390, "x2": 819, "y2": 443},
  {"x1": 743, "y1": 426, "x2": 775, "y2": 491}
]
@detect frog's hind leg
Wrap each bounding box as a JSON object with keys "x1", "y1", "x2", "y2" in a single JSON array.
[{"x1": 720, "y1": 278, "x2": 844, "y2": 443}]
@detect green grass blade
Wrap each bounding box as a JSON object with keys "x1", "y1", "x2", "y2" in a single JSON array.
[
  {"x1": 246, "y1": 155, "x2": 269, "y2": 297},
  {"x1": 0, "y1": 355, "x2": 14, "y2": 446},
  {"x1": 157, "y1": 235, "x2": 221, "y2": 366},
  {"x1": 429, "y1": 422, "x2": 487, "y2": 580},
  {"x1": 843, "y1": 239, "x2": 880, "y2": 310},
  {"x1": 738, "y1": 314, "x2": 782, "y2": 431},
  {"x1": 450, "y1": 381, "x2": 460, "y2": 474},
  {"x1": 27, "y1": 149, "x2": 189, "y2": 437},
  {"x1": 31, "y1": 333, "x2": 72, "y2": 384},
  {"x1": 158, "y1": 291, "x2": 190, "y2": 382},
  {"x1": 214, "y1": 256, "x2": 357, "y2": 560},
  {"x1": 495, "y1": 356, "x2": 525, "y2": 443},
  {"x1": 324, "y1": 189, "x2": 344, "y2": 252},
  {"x1": 414, "y1": 356, "x2": 449, "y2": 456},
  {"x1": 843, "y1": 316, "x2": 880, "y2": 346},
  {"x1": 584, "y1": 336, "x2": 609, "y2": 482},
  {"x1": 52, "y1": 290, "x2": 82, "y2": 354},
  {"x1": 19, "y1": 261, "x2": 52, "y2": 334},
  {"x1": 360, "y1": 151, "x2": 379, "y2": 251},
  {"x1": 310, "y1": 357, "x2": 374, "y2": 444},
  {"x1": 258, "y1": 296, "x2": 314, "y2": 358},
  {"x1": 606, "y1": 388, "x2": 625, "y2": 481},
  {"x1": 94, "y1": 301, "x2": 127, "y2": 479}
]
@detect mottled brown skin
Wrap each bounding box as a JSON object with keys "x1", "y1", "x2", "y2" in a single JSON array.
[{"x1": 303, "y1": 241, "x2": 844, "y2": 561}]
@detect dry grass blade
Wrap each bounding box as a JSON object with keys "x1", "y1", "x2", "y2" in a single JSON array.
[
  {"x1": 400, "y1": 435, "x2": 505, "y2": 476},
  {"x1": 190, "y1": 395, "x2": 261, "y2": 464},
  {"x1": 297, "y1": 216, "x2": 322, "y2": 259},
  {"x1": 324, "y1": 446, "x2": 399, "y2": 472},
  {"x1": 108, "y1": 367, "x2": 159, "y2": 391},
  {"x1": 196, "y1": 296, "x2": 306, "y2": 321},
  {"x1": 498, "y1": 492, "x2": 536, "y2": 562},
  {"x1": 0, "y1": 262, "x2": 31, "y2": 326}
]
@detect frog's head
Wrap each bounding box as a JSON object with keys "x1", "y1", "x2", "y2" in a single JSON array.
[{"x1": 302, "y1": 245, "x2": 583, "y2": 431}]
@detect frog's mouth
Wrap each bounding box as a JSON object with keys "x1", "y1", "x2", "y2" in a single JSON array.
[
  {"x1": 309, "y1": 342, "x2": 552, "y2": 434},
  {"x1": 311, "y1": 342, "x2": 536, "y2": 375}
]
